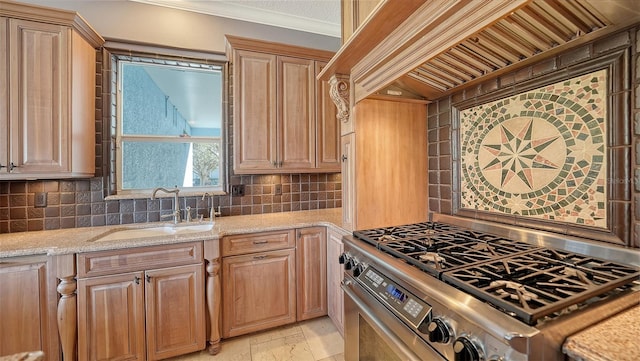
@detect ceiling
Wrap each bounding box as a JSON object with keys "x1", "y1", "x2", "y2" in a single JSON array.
[{"x1": 130, "y1": 0, "x2": 342, "y2": 37}]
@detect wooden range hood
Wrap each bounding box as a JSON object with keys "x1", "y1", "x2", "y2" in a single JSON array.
[{"x1": 318, "y1": 0, "x2": 640, "y2": 102}]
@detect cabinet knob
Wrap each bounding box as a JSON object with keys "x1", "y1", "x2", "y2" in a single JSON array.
[
  {"x1": 134, "y1": 276, "x2": 141, "y2": 285},
  {"x1": 278, "y1": 161, "x2": 283, "y2": 167},
  {"x1": 0, "y1": 162, "x2": 18, "y2": 171},
  {"x1": 341, "y1": 155, "x2": 347, "y2": 162},
  {"x1": 273, "y1": 161, "x2": 277, "y2": 167},
  {"x1": 146, "y1": 275, "x2": 152, "y2": 283}
]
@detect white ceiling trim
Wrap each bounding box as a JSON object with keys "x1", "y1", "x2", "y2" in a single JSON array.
[{"x1": 130, "y1": 0, "x2": 341, "y2": 37}]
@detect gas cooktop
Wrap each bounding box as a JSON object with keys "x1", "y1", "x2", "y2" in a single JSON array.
[{"x1": 352, "y1": 222, "x2": 640, "y2": 325}]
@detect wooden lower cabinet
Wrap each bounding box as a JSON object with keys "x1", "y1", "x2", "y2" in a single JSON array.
[
  {"x1": 326, "y1": 229, "x2": 345, "y2": 336},
  {"x1": 145, "y1": 265, "x2": 205, "y2": 360},
  {"x1": 77, "y1": 272, "x2": 145, "y2": 361},
  {"x1": 77, "y1": 244, "x2": 206, "y2": 361},
  {"x1": 296, "y1": 227, "x2": 327, "y2": 320},
  {"x1": 221, "y1": 227, "x2": 329, "y2": 338},
  {"x1": 0, "y1": 255, "x2": 59, "y2": 360},
  {"x1": 222, "y1": 248, "x2": 296, "y2": 338}
]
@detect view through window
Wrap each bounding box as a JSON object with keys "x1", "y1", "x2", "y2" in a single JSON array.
[{"x1": 116, "y1": 58, "x2": 224, "y2": 193}]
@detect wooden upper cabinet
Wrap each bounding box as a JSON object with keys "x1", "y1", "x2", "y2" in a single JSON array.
[
  {"x1": 316, "y1": 62, "x2": 341, "y2": 172},
  {"x1": 278, "y1": 56, "x2": 315, "y2": 171},
  {"x1": 233, "y1": 50, "x2": 278, "y2": 172},
  {"x1": 226, "y1": 35, "x2": 338, "y2": 174},
  {"x1": 0, "y1": 3, "x2": 104, "y2": 179}
]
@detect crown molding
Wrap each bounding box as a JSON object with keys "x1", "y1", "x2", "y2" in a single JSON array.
[{"x1": 131, "y1": 0, "x2": 340, "y2": 37}]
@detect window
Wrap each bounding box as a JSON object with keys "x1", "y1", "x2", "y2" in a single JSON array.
[{"x1": 115, "y1": 56, "x2": 226, "y2": 195}]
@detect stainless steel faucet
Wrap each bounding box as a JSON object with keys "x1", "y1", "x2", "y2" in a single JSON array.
[
  {"x1": 202, "y1": 192, "x2": 221, "y2": 221},
  {"x1": 152, "y1": 187, "x2": 181, "y2": 224}
]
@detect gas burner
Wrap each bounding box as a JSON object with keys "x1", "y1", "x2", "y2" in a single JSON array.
[
  {"x1": 424, "y1": 229, "x2": 437, "y2": 236},
  {"x1": 378, "y1": 234, "x2": 397, "y2": 242},
  {"x1": 490, "y1": 280, "x2": 539, "y2": 301},
  {"x1": 470, "y1": 242, "x2": 495, "y2": 254},
  {"x1": 419, "y1": 252, "x2": 445, "y2": 265},
  {"x1": 560, "y1": 267, "x2": 594, "y2": 285}
]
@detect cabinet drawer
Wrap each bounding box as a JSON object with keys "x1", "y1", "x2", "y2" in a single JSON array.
[
  {"x1": 77, "y1": 242, "x2": 203, "y2": 278},
  {"x1": 222, "y1": 230, "x2": 295, "y2": 256}
]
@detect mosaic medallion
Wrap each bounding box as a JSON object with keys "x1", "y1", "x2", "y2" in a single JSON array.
[{"x1": 460, "y1": 69, "x2": 607, "y2": 227}]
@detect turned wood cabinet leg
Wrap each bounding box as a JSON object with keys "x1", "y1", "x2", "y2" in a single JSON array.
[
  {"x1": 55, "y1": 253, "x2": 77, "y2": 361},
  {"x1": 206, "y1": 258, "x2": 221, "y2": 355}
]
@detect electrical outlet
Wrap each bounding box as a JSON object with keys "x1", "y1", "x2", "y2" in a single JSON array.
[
  {"x1": 231, "y1": 184, "x2": 245, "y2": 197},
  {"x1": 274, "y1": 184, "x2": 282, "y2": 195},
  {"x1": 35, "y1": 192, "x2": 47, "y2": 208}
]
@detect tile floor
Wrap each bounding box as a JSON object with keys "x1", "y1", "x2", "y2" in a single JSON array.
[{"x1": 168, "y1": 317, "x2": 344, "y2": 361}]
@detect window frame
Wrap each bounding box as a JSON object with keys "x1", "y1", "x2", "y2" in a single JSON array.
[{"x1": 104, "y1": 41, "x2": 229, "y2": 198}]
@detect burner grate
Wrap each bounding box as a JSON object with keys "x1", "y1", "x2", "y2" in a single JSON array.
[
  {"x1": 352, "y1": 222, "x2": 460, "y2": 245},
  {"x1": 378, "y1": 230, "x2": 539, "y2": 277},
  {"x1": 441, "y1": 249, "x2": 640, "y2": 325}
]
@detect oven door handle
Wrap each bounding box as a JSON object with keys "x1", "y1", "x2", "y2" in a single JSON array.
[{"x1": 342, "y1": 277, "x2": 440, "y2": 361}]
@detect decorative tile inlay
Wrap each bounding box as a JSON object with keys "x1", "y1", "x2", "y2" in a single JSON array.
[{"x1": 460, "y1": 70, "x2": 607, "y2": 227}]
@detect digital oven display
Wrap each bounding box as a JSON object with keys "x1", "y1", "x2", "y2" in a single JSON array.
[{"x1": 386, "y1": 284, "x2": 408, "y2": 302}]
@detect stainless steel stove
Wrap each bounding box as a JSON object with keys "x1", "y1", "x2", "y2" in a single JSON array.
[{"x1": 341, "y1": 215, "x2": 640, "y2": 361}]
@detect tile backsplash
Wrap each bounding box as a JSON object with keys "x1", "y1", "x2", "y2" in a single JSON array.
[{"x1": 0, "y1": 173, "x2": 341, "y2": 233}]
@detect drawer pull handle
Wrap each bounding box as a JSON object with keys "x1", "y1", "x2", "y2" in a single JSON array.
[
  {"x1": 253, "y1": 255, "x2": 267, "y2": 260},
  {"x1": 134, "y1": 276, "x2": 141, "y2": 285},
  {"x1": 253, "y1": 240, "x2": 268, "y2": 245}
]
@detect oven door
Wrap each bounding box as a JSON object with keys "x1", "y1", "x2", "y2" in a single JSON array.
[{"x1": 342, "y1": 274, "x2": 446, "y2": 361}]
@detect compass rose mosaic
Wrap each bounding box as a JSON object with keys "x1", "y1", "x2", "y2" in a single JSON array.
[{"x1": 460, "y1": 69, "x2": 607, "y2": 228}]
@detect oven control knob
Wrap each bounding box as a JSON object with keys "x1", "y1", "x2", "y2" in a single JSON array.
[
  {"x1": 338, "y1": 253, "x2": 347, "y2": 264},
  {"x1": 353, "y1": 264, "x2": 364, "y2": 277},
  {"x1": 344, "y1": 259, "x2": 354, "y2": 270},
  {"x1": 426, "y1": 318, "x2": 451, "y2": 343},
  {"x1": 453, "y1": 336, "x2": 483, "y2": 361}
]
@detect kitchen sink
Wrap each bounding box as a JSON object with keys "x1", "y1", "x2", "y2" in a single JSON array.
[{"x1": 90, "y1": 222, "x2": 214, "y2": 242}]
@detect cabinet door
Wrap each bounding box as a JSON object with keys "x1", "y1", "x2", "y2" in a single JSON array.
[
  {"x1": 7, "y1": 19, "x2": 70, "y2": 174},
  {"x1": 278, "y1": 56, "x2": 315, "y2": 170},
  {"x1": 0, "y1": 260, "x2": 48, "y2": 356},
  {"x1": 315, "y1": 61, "x2": 341, "y2": 171},
  {"x1": 355, "y1": 99, "x2": 428, "y2": 229},
  {"x1": 296, "y1": 227, "x2": 327, "y2": 321},
  {"x1": 145, "y1": 264, "x2": 205, "y2": 361},
  {"x1": 341, "y1": 133, "x2": 356, "y2": 231},
  {"x1": 326, "y1": 229, "x2": 345, "y2": 336},
  {"x1": 78, "y1": 272, "x2": 145, "y2": 361},
  {"x1": 0, "y1": 17, "x2": 8, "y2": 170},
  {"x1": 233, "y1": 49, "x2": 278, "y2": 173},
  {"x1": 222, "y1": 248, "x2": 296, "y2": 338}
]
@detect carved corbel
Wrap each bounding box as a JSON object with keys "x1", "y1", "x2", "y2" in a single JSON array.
[{"x1": 329, "y1": 74, "x2": 350, "y2": 124}]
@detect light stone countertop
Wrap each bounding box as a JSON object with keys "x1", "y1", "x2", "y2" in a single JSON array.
[
  {"x1": 2, "y1": 207, "x2": 635, "y2": 361},
  {"x1": 0, "y1": 208, "x2": 347, "y2": 257},
  {"x1": 563, "y1": 305, "x2": 640, "y2": 361}
]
